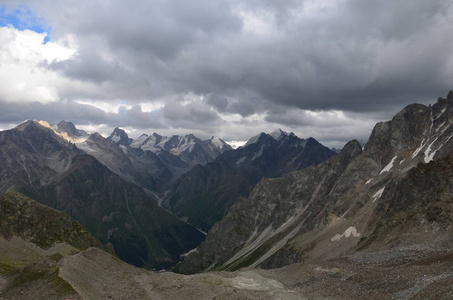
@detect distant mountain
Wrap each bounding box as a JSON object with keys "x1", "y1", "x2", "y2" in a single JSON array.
[
  {"x1": 179, "y1": 91, "x2": 453, "y2": 274},
  {"x1": 77, "y1": 132, "x2": 172, "y2": 192},
  {"x1": 105, "y1": 128, "x2": 233, "y2": 182},
  {"x1": 111, "y1": 130, "x2": 233, "y2": 167},
  {"x1": 0, "y1": 120, "x2": 205, "y2": 269},
  {"x1": 53, "y1": 120, "x2": 88, "y2": 139},
  {"x1": 107, "y1": 127, "x2": 133, "y2": 145},
  {"x1": 165, "y1": 129, "x2": 336, "y2": 232}
]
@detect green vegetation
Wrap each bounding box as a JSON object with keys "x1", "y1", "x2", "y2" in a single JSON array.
[
  {"x1": 0, "y1": 192, "x2": 107, "y2": 251},
  {"x1": 7, "y1": 259, "x2": 77, "y2": 297}
]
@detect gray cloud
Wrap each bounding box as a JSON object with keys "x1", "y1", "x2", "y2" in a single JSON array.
[{"x1": 1, "y1": 0, "x2": 452, "y2": 148}]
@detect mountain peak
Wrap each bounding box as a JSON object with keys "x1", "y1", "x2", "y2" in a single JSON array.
[
  {"x1": 207, "y1": 136, "x2": 233, "y2": 151},
  {"x1": 55, "y1": 120, "x2": 88, "y2": 138},
  {"x1": 107, "y1": 127, "x2": 132, "y2": 146},
  {"x1": 244, "y1": 132, "x2": 268, "y2": 146},
  {"x1": 269, "y1": 128, "x2": 288, "y2": 141},
  {"x1": 15, "y1": 119, "x2": 40, "y2": 131}
]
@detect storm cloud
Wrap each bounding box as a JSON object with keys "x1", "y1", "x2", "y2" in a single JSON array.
[{"x1": 1, "y1": 0, "x2": 452, "y2": 147}]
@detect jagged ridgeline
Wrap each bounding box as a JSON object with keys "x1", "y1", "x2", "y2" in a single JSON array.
[
  {"x1": 0, "y1": 121, "x2": 205, "y2": 269},
  {"x1": 179, "y1": 91, "x2": 453, "y2": 274},
  {"x1": 164, "y1": 130, "x2": 336, "y2": 232}
]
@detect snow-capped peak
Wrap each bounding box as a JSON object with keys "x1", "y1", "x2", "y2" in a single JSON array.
[
  {"x1": 244, "y1": 132, "x2": 266, "y2": 147},
  {"x1": 107, "y1": 127, "x2": 132, "y2": 145},
  {"x1": 209, "y1": 136, "x2": 226, "y2": 149},
  {"x1": 270, "y1": 128, "x2": 289, "y2": 141}
]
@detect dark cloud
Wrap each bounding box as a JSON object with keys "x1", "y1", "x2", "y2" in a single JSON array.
[
  {"x1": 0, "y1": 101, "x2": 164, "y2": 130},
  {"x1": 25, "y1": 0, "x2": 453, "y2": 112},
  {"x1": 0, "y1": 101, "x2": 106, "y2": 125},
  {"x1": 161, "y1": 99, "x2": 222, "y2": 129},
  {"x1": 1, "y1": 0, "x2": 452, "y2": 147},
  {"x1": 206, "y1": 94, "x2": 229, "y2": 111},
  {"x1": 48, "y1": 50, "x2": 122, "y2": 84}
]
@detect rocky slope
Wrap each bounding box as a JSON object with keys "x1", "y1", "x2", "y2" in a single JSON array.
[
  {"x1": 165, "y1": 130, "x2": 336, "y2": 232},
  {"x1": 0, "y1": 121, "x2": 205, "y2": 269},
  {"x1": 0, "y1": 192, "x2": 107, "y2": 300},
  {"x1": 179, "y1": 91, "x2": 453, "y2": 274},
  {"x1": 1, "y1": 233, "x2": 452, "y2": 299},
  {"x1": 0, "y1": 192, "x2": 111, "y2": 253}
]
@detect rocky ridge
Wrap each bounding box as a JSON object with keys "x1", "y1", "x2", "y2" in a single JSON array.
[
  {"x1": 179, "y1": 91, "x2": 453, "y2": 274},
  {"x1": 164, "y1": 130, "x2": 336, "y2": 231}
]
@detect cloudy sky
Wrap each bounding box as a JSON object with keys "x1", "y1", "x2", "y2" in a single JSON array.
[{"x1": 0, "y1": 0, "x2": 452, "y2": 148}]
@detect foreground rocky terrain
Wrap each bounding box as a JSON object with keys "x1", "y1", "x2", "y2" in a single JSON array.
[{"x1": 1, "y1": 233, "x2": 452, "y2": 299}]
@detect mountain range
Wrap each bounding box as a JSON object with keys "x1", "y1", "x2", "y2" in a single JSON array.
[
  {"x1": 0, "y1": 120, "x2": 205, "y2": 269},
  {"x1": 0, "y1": 118, "x2": 334, "y2": 270},
  {"x1": 1, "y1": 91, "x2": 453, "y2": 299},
  {"x1": 179, "y1": 91, "x2": 453, "y2": 274},
  {"x1": 164, "y1": 129, "x2": 336, "y2": 231}
]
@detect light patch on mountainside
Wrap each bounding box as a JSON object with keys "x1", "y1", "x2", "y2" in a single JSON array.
[
  {"x1": 412, "y1": 139, "x2": 426, "y2": 159},
  {"x1": 331, "y1": 227, "x2": 361, "y2": 242},
  {"x1": 38, "y1": 120, "x2": 88, "y2": 143},
  {"x1": 230, "y1": 271, "x2": 284, "y2": 291},
  {"x1": 372, "y1": 187, "x2": 386, "y2": 203},
  {"x1": 380, "y1": 156, "x2": 397, "y2": 174}
]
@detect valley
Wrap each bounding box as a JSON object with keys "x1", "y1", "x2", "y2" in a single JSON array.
[{"x1": 1, "y1": 91, "x2": 453, "y2": 299}]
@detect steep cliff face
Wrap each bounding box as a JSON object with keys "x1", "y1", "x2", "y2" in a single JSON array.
[
  {"x1": 0, "y1": 121, "x2": 205, "y2": 269},
  {"x1": 166, "y1": 132, "x2": 336, "y2": 232},
  {"x1": 179, "y1": 91, "x2": 453, "y2": 273}
]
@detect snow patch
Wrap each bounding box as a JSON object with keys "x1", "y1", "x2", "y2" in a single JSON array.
[
  {"x1": 412, "y1": 139, "x2": 426, "y2": 158},
  {"x1": 380, "y1": 156, "x2": 397, "y2": 174},
  {"x1": 110, "y1": 133, "x2": 121, "y2": 143},
  {"x1": 129, "y1": 134, "x2": 149, "y2": 148},
  {"x1": 445, "y1": 133, "x2": 453, "y2": 144},
  {"x1": 209, "y1": 136, "x2": 225, "y2": 149},
  {"x1": 331, "y1": 227, "x2": 361, "y2": 242},
  {"x1": 365, "y1": 178, "x2": 374, "y2": 185},
  {"x1": 119, "y1": 145, "x2": 128, "y2": 154},
  {"x1": 269, "y1": 128, "x2": 287, "y2": 141},
  {"x1": 435, "y1": 122, "x2": 446, "y2": 133},
  {"x1": 424, "y1": 137, "x2": 440, "y2": 163},
  {"x1": 372, "y1": 187, "x2": 385, "y2": 203},
  {"x1": 435, "y1": 108, "x2": 446, "y2": 120},
  {"x1": 76, "y1": 141, "x2": 98, "y2": 154},
  {"x1": 251, "y1": 146, "x2": 264, "y2": 161},
  {"x1": 245, "y1": 133, "x2": 263, "y2": 146},
  {"x1": 235, "y1": 156, "x2": 247, "y2": 166},
  {"x1": 180, "y1": 247, "x2": 198, "y2": 257}
]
